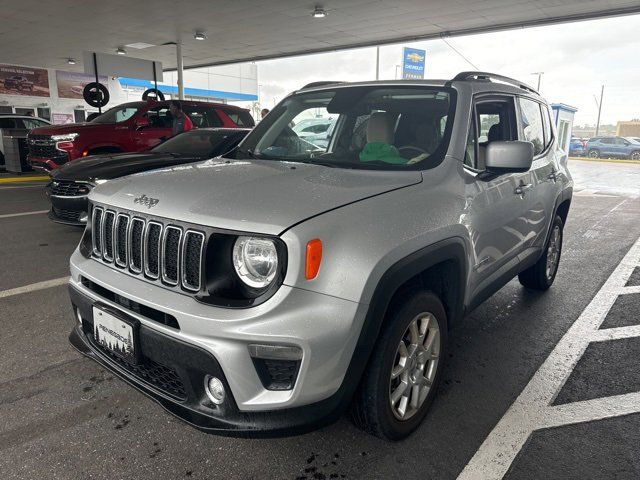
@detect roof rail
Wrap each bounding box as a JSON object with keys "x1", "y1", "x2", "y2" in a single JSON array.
[
  {"x1": 301, "y1": 81, "x2": 345, "y2": 89},
  {"x1": 451, "y1": 71, "x2": 538, "y2": 94}
]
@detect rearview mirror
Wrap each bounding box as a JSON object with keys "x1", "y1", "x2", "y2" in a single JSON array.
[{"x1": 485, "y1": 141, "x2": 534, "y2": 174}]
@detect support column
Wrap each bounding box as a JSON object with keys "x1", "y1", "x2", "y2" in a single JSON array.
[{"x1": 176, "y1": 42, "x2": 184, "y2": 100}]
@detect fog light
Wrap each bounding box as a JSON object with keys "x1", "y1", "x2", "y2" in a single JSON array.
[{"x1": 205, "y1": 376, "x2": 225, "y2": 405}]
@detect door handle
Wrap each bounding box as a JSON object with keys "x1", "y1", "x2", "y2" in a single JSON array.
[
  {"x1": 548, "y1": 171, "x2": 558, "y2": 182},
  {"x1": 514, "y1": 183, "x2": 533, "y2": 197}
]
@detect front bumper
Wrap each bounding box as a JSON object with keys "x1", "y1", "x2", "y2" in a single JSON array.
[
  {"x1": 47, "y1": 192, "x2": 88, "y2": 226},
  {"x1": 68, "y1": 249, "x2": 365, "y2": 435},
  {"x1": 28, "y1": 155, "x2": 68, "y2": 172}
]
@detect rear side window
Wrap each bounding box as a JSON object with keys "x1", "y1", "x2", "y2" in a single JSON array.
[
  {"x1": 184, "y1": 106, "x2": 223, "y2": 128},
  {"x1": 519, "y1": 98, "x2": 544, "y2": 155},
  {"x1": 224, "y1": 110, "x2": 255, "y2": 127}
]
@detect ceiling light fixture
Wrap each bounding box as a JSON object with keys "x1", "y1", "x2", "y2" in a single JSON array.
[
  {"x1": 194, "y1": 31, "x2": 207, "y2": 41},
  {"x1": 116, "y1": 47, "x2": 127, "y2": 55},
  {"x1": 67, "y1": 58, "x2": 76, "y2": 65},
  {"x1": 311, "y1": 6, "x2": 327, "y2": 18}
]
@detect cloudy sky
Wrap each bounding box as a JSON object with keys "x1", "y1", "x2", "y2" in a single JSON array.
[{"x1": 255, "y1": 13, "x2": 640, "y2": 126}]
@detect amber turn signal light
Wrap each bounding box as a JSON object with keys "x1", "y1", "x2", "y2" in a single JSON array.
[{"x1": 305, "y1": 239, "x2": 322, "y2": 280}]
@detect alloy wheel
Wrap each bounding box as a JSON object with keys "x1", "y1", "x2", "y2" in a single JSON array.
[
  {"x1": 389, "y1": 312, "x2": 440, "y2": 421},
  {"x1": 546, "y1": 225, "x2": 561, "y2": 280}
]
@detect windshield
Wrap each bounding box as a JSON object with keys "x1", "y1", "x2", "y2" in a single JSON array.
[
  {"x1": 91, "y1": 102, "x2": 145, "y2": 124},
  {"x1": 152, "y1": 129, "x2": 237, "y2": 156},
  {"x1": 236, "y1": 86, "x2": 455, "y2": 170}
]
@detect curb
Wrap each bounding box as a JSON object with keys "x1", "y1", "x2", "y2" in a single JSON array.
[
  {"x1": 568, "y1": 157, "x2": 640, "y2": 166},
  {"x1": 0, "y1": 175, "x2": 49, "y2": 184}
]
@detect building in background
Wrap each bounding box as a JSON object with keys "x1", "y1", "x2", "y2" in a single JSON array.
[
  {"x1": 616, "y1": 120, "x2": 640, "y2": 137},
  {"x1": 551, "y1": 103, "x2": 578, "y2": 153},
  {"x1": 0, "y1": 62, "x2": 258, "y2": 124}
]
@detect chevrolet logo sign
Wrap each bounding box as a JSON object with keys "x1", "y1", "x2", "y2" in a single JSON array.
[{"x1": 406, "y1": 53, "x2": 424, "y2": 63}]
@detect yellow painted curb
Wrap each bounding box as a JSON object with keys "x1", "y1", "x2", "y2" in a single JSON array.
[
  {"x1": 568, "y1": 157, "x2": 640, "y2": 166},
  {"x1": 0, "y1": 175, "x2": 49, "y2": 184}
]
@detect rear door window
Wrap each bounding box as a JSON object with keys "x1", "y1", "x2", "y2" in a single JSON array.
[
  {"x1": 224, "y1": 110, "x2": 255, "y2": 127},
  {"x1": 518, "y1": 98, "x2": 545, "y2": 155},
  {"x1": 183, "y1": 105, "x2": 223, "y2": 128}
]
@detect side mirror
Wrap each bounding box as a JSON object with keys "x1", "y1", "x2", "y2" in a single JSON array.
[
  {"x1": 485, "y1": 141, "x2": 534, "y2": 174},
  {"x1": 135, "y1": 117, "x2": 150, "y2": 129}
]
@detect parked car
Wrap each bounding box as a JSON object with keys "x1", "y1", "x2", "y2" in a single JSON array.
[
  {"x1": 47, "y1": 127, "x2": 250, "y2": 225},
  {"x1": 3, "y1": 75, "x2": 34, "y2": 91},
  {"x1": 292, "y1": 117, "x2": 336, "y2": 148},
  {"x1": 568, "y1": 137, "x2": 585, "y2": 156},
  {"x1": 27, "y1": 100, "x2": 254, "y2": 171},
  {"x1": 0, "y1": 114, "x2": 50, "y2": 169},
  {"x1": 68, "y1": 72, "x2": 572, "y2": 440},
  {"x1": 585, "y1": 136, "x2": 640, "y2": 160}
]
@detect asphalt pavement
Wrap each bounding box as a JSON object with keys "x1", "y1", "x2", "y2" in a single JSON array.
[{"x1": 1, "y1": 160, "x2": 639, "y2": 480}]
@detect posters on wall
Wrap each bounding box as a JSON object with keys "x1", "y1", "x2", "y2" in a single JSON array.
[
  {"x1": 56, "y1": 70, "x2": 108, "y2": 99},
  {"x1": 0, "y1": 63, "x2": 50, "y2": 97},
  {"x1": 52, "y1": 113, "x2": 74, "y2": 125}
]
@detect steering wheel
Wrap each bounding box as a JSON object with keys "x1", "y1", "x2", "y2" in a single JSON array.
[{"x1": 398, "y1": 145, "x2": 428, "y2": 159}]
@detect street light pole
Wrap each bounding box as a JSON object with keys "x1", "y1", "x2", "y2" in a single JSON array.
[
  {"x1": 595, "y1": 85, "x2": 604, "y2": 137},
  {"x1": 375, "y1": 46, "x2": 380, "y2": 80},
  {"x1": 531, "y1": 72, "x2": 544, "y2": 91}
]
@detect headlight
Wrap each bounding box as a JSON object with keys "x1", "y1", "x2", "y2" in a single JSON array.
[
  {"x1": 51, "y1": 133, "x2": 79, "y2": 141},
  {"x1": 232, "y1": 236, "x2": 278, "y2": 288}
]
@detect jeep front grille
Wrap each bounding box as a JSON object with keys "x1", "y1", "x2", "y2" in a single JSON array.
[{"x1": 91, "y1": 206, "x2": 204, "y2": 292}]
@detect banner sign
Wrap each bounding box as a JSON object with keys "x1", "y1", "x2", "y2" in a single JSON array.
[
  {"x1": 56, "y1": 70, "x2": 108, "y2": 99},
  {"x1": 0, "y1": 64, "x2": 50, "y2": 97},
  {"x1": 402, "y1": 47, "x2": 426, "y2": 80},
  {"x1": 52, "y1": 113, "x2": 75, "y2": 125},
  {"x1": 83, "y1": 52, "x2": 162, "y2": 83}
]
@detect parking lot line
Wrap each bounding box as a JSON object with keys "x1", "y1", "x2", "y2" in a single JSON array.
[
  {"x1": 0, "y1": 210, "x2": 48, "y2": 219},
  {"x1": 457, "y1": 234, "x2": 640, "y2": 480},
  {"x1": 0, "y1": 276, "x2": 69, "y2": 299},
  {"x1": 0, "y1": 176, "x2": 49, "y2": 184}
]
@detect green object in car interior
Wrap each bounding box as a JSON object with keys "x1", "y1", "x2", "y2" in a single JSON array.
[{"x1": 359, "y1": 142, "x2": 407, "y2": 164}]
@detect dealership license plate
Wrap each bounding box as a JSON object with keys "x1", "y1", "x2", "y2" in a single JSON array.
[{"x1": 92, "y1": 306, "x2": 137, "y2": 363}]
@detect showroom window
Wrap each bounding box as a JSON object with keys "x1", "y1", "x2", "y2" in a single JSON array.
[{"x1": 519, "y1": 98, "x2": 545, "y2": 155}]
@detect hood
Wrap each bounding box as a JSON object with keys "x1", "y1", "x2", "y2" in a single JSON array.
[
  {"x1": 30, "y1": 122, "x2": 110, "y2": 136},
  {"x1": 53, "y1": 152, "x2": 202, "y2": 181},
  {"x1": 89, "y1": 158, "x2": 422, "y2": 235}
]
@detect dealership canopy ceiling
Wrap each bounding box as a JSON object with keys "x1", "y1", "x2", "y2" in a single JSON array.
[{"x1": 2, "y1": 0, "x2": 640, "y2": 71}]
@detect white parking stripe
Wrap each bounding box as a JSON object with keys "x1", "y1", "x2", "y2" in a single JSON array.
[
  {"x1": 0, "y1": 210, "x2": 48, "y2": 219},
  {"x1": 458, "y1": 235, "x2": 640, "y2": 480},
  {"x1": 0, "y1": 277, "x2": 69, "y2": 299}
]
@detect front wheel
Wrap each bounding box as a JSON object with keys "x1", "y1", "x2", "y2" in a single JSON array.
[
  {"x1": 519, "y1": 215, "x2": 563, "y2": 290},
  {"x1": 630, "y1": 151, "x2": 640, "y2": 161},
  {"x1": 351, "y1": 291, "x2": 447, "y2": 440}
]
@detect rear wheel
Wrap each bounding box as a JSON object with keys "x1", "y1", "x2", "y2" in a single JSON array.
[
  {"x1": 588, "y1": 149, "x2": 600, "y2": 158},
  {"x1": 351, "y1": 291, "x2": 447, "y2": 440},
  {"x1": 518, "y1": 215, "x2": 563, "y2": 290}
]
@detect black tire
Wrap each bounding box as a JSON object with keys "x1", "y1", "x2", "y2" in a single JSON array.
[
  {"x1": 588, "y1": 149, "x2": 600, "y2": 158},
  {"x1": 630, "y1": 151, "x2": 640, "y2": 161},
  {"x1": 83, "y1": 82, "x2": 110, "y2": 108},
  {"x1": 351, "y1": 290, "x2": 448, "y2": 440},
  {"x1": 519, "y1": 215, "x2": 563, "y2": 290},
  {"x1": 142, "y1": 88, "x2": 165, "y2": 101}
]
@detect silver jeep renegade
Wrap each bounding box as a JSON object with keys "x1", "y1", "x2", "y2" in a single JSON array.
[{"x1": 68, "y1": 72, "x2": 572, "y2": 440}]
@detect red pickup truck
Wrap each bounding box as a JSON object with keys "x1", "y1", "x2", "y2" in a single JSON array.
[{"x1": 27, "y1": 100, "x2": 254, "y2": 171}]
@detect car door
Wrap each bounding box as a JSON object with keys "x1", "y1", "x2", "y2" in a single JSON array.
[
  {"x1": 599, "y1": 138, "x2": 614, "y2": 157},
  {"x1": 462, "y1": 95, "x2": 534, "y2": 299},
  {"x1": 133, "y1": 103, "x2": 173, "y2": 150},
  {"x1": 519, "y1": 98, "x2": 560, "y2": 252}
]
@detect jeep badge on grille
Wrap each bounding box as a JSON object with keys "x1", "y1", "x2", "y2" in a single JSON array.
[{"x1": 133, "y1": 194, "x2": 159, "y2": 209}]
